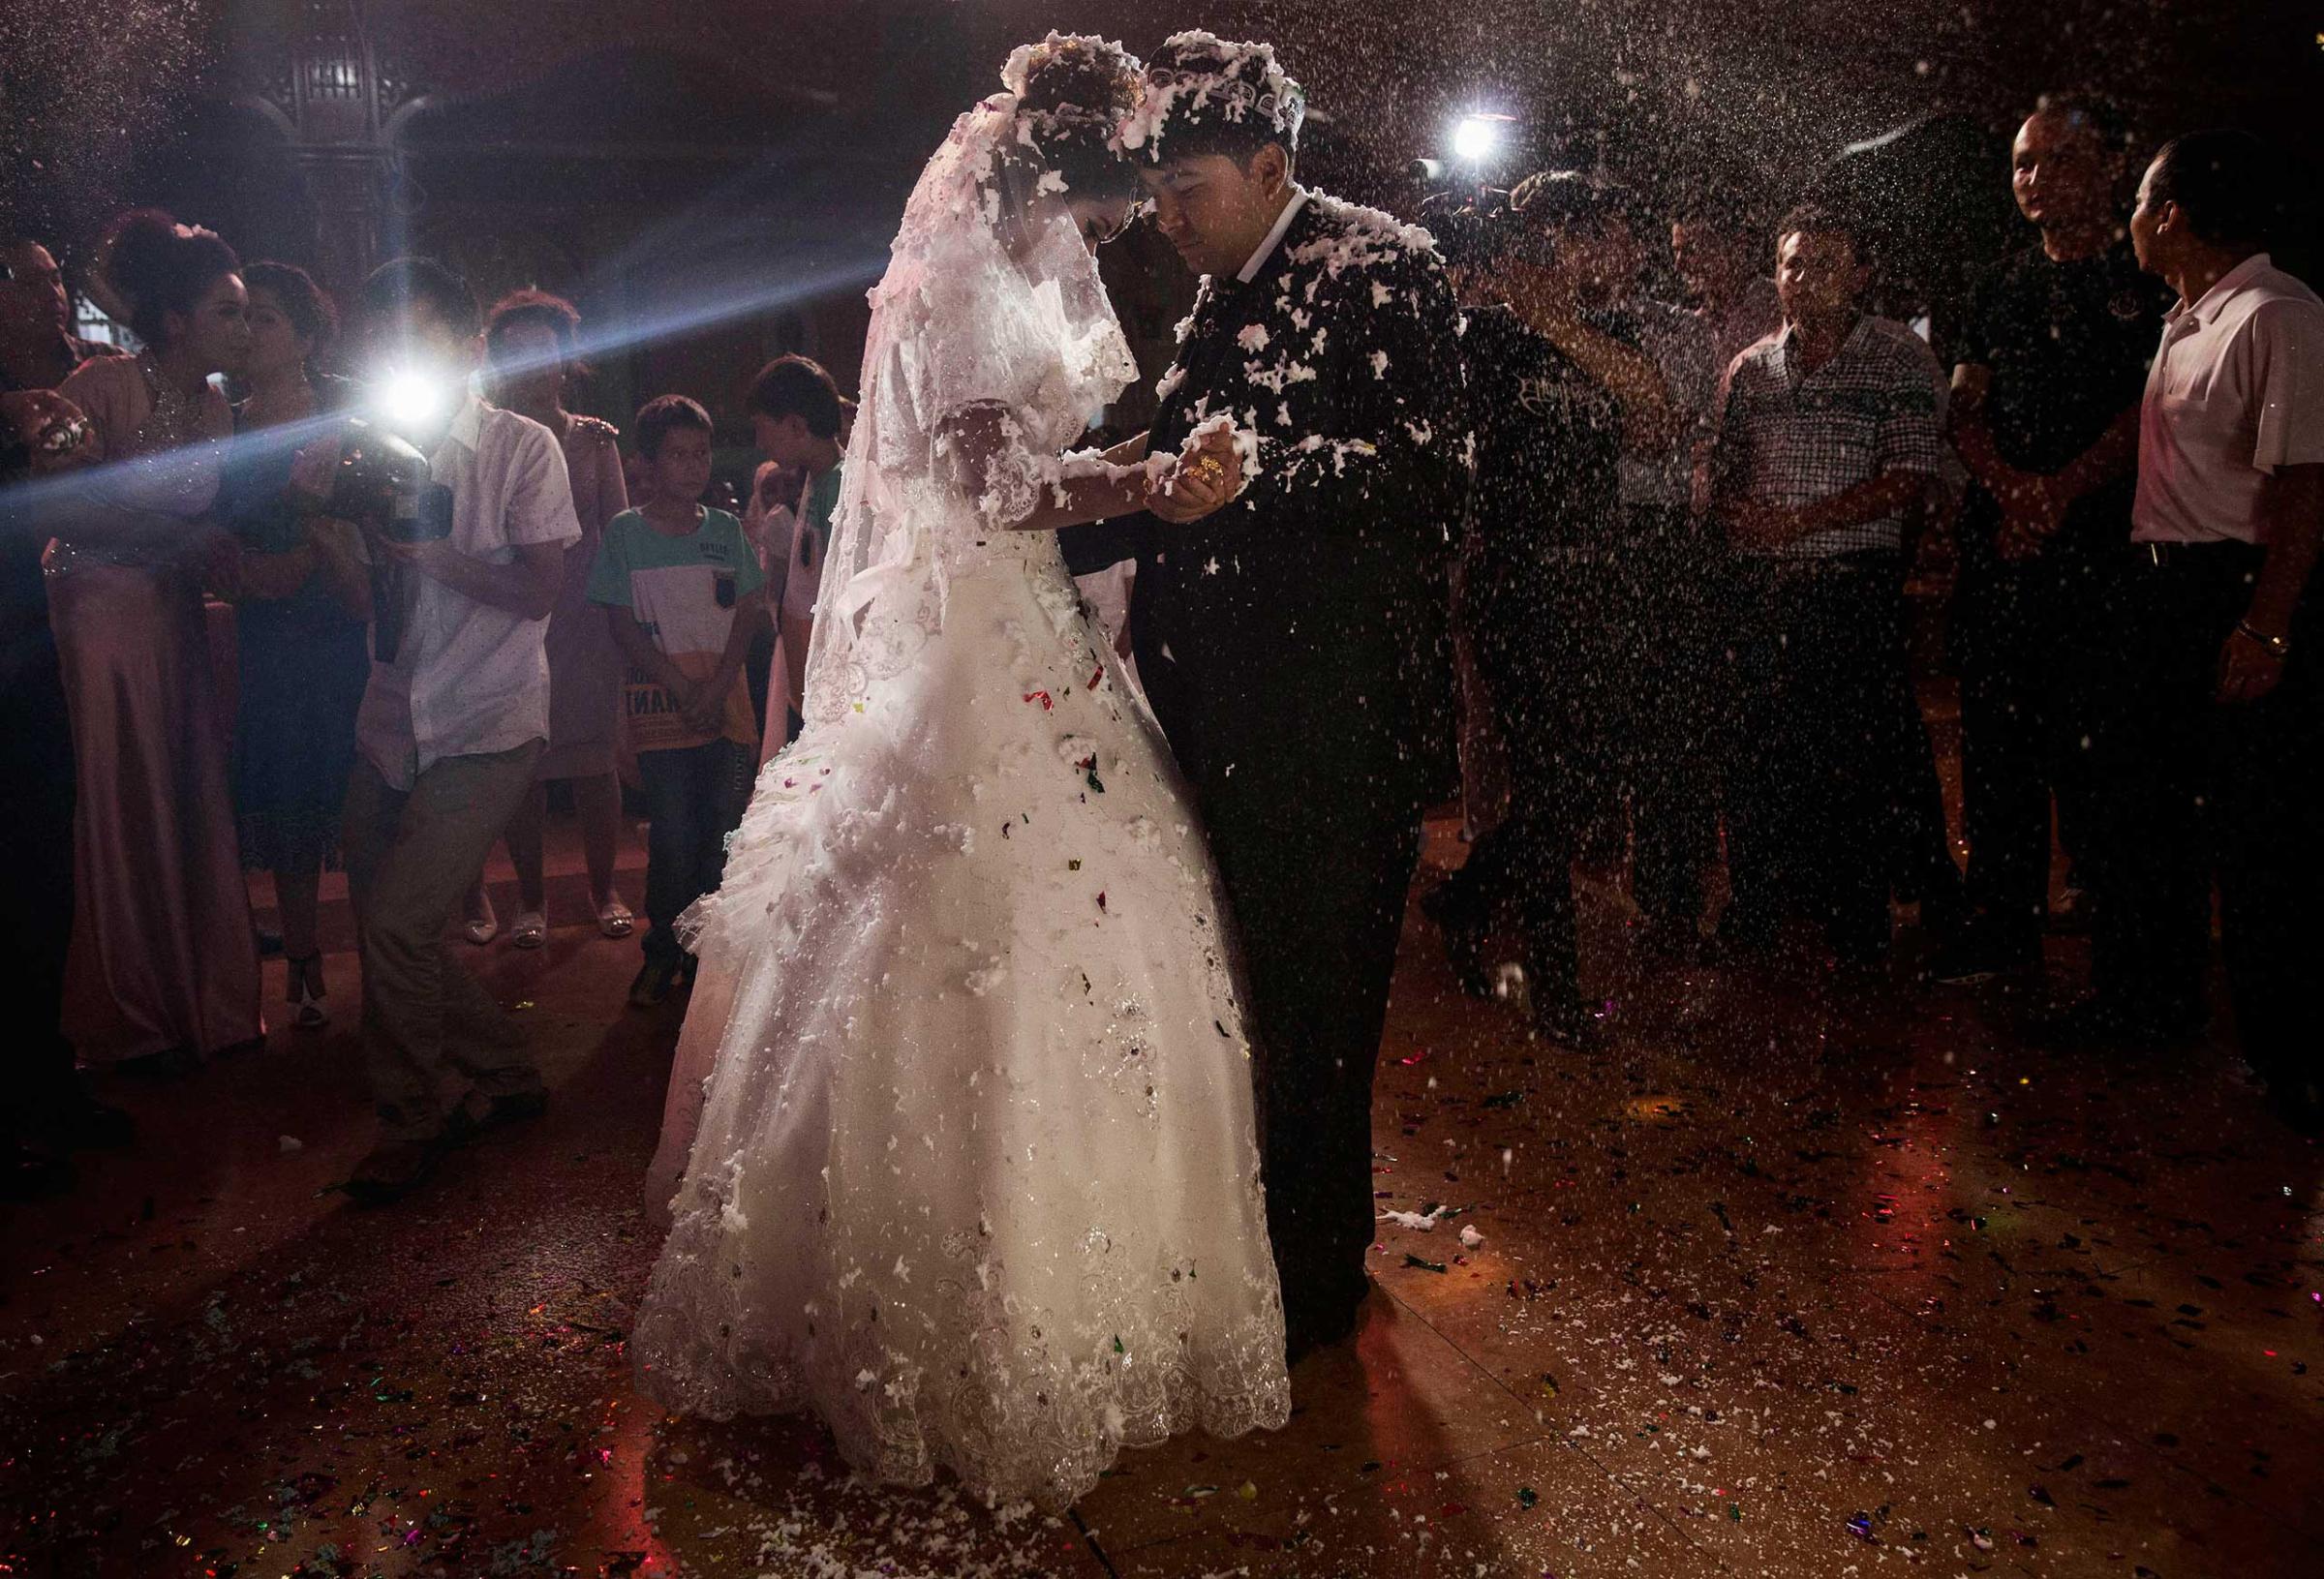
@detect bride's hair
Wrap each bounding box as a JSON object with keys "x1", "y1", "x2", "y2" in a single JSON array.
[{"x1": 998, "y1": 34, "x2": 1145, "y2": 204}]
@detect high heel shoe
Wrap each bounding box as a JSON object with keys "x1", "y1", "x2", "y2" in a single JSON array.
[
  {"x1": 287, "y1": 953, "x2": 328, "y2": 1030},
  {"x1": 462, "y1": 892, "x2": 499, "y2": 946}
]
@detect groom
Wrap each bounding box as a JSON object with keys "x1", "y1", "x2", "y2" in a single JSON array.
[{"x1": 1067, "y1": 32, "x2": 1471, "y2": 1361}]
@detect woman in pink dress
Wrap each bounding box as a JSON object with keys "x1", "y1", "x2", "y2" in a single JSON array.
[
  {"x1": 48, "y1": 210, "x2": 262, "y2": 1065},
  {"x1": 459, "y1": 290, "x2": 631, "y2": 949}
]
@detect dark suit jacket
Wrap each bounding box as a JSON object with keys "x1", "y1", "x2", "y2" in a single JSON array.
[{"x1": 1066, "y1": 192, "x2": 1472, "y2": 811}]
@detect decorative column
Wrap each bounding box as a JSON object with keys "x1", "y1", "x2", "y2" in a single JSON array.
[{"x1": 230, "y1": 0, "x2": 425, "y2": 301}]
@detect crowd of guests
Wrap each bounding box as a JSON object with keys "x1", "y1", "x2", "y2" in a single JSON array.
[
  {"x1": 1438, "y1": 107, "x2": 2320, "y2": 1139},
  {"x1": 2, "y1": 94, "x2": 2316, "y2": 1200},
  {"x1": 1, "y1": 214, "x2": 851, "y2": 1198}
]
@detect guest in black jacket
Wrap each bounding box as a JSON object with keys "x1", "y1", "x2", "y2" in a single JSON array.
[{"x1": 1066, "y1": 30, "x2": 1471, "y2": 1362}]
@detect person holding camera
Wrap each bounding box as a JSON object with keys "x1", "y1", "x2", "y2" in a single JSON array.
[
  {"x1": 587, "y1": 395, "x2": 767, "y2": 1008},
  {"x1": 1428, "y1": 172, "x2": 1675, "y2": 1044},
  {"x1": 333, "y1": 258, "x2": 580, "y2": 1204}
]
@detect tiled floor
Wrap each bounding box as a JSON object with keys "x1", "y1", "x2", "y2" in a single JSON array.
[{"x1": 2, "y1": 811, "x2": 2317, "y2": 1578}]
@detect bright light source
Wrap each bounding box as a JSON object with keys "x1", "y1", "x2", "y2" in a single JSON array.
[
  {"x1": 1452, "y1": 113, "x2": 1505, "y2": 165},
  {"x1": 376, "y1": 371, "x2": 446, "y2": 432}
]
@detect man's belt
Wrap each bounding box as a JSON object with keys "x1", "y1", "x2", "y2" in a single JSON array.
[{"x1": 2131, "y1": 539, "x2": 2262, "y2": 568}]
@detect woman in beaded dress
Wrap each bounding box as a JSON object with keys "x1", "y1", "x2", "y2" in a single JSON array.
[{"x1": 48, "y1": 211, "x2": 262, "y2": 1063}]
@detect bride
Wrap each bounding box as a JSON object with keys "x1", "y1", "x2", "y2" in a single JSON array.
[{"x1": 631, "y1": 37, "x2": 1291, "y2": 1508}]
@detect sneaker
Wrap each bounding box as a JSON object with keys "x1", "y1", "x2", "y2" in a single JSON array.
[
  {"x1": 286, "y1": 953, "x2": 329, "y2": 1029},
  {"x1": 628, "y1": 955, "x2": 685, "y2": 1009}
]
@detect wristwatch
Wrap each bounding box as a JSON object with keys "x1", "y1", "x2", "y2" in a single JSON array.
[{"x1": 2236, "y1": 620, "x2": 2291, "y2": 659}]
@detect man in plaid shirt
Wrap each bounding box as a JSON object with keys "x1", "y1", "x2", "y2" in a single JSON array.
[{"x1": 1710, "y1": 203, "x2": 1945, "y2": 966}]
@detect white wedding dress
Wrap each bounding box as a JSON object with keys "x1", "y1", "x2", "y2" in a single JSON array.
[{"x1": 631, "y1": 84, "x2": 1291, "y2": 1509}]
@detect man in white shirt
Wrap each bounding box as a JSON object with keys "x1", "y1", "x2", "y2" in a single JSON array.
[
  {"x1": 2068, "y1": 131, "x2": 2324, "y2": 1129},
  {"x1": 336, "y1": 258, "x2": 582, "y2": 1198}
]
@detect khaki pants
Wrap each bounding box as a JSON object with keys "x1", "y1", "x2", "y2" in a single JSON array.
[{"x1": 344, "y1": 740, "x2": 546, "y2": 1141}]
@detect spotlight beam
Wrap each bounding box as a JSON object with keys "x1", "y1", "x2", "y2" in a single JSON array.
[{"x1": 5, "y1": 254, "x2": 889, "y2": 545}]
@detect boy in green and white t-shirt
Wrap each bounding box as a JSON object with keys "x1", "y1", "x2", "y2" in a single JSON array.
[{"x1": 587, "y1": 396, "x2": 767, "y2": 1006}]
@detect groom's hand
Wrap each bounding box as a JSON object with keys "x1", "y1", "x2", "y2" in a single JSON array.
[{"x1": 1147, "y1": 431, "x2": 1242, "y2": 523}]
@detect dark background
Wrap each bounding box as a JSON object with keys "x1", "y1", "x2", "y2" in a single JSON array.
[{"x1": 6, "y1": 0, "x2": 2316, "y2": 449}]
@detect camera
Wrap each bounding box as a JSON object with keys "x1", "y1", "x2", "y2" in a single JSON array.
[
  {"x1": 322, "y1": 417, "x2": 455, "y2": 663},
  {"x1": 1418, "y1": 187, "x2": 1523, "y2": 271},
  {"x1": 324, "y1": 418, "x2": 454, "y2": 545}
]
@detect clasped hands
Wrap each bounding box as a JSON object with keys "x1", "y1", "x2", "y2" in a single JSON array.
[
  {"x1": 657, "y1": 671, "x2": 735, "y2": 736},
  {"x1": 1145, "y1": 427, "x2": 1244, "y2": 524}
]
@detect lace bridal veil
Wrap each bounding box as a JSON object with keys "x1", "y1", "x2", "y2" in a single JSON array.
[{"x1": 643, "y1": 42, "x2": 1143, "y2": 1206}]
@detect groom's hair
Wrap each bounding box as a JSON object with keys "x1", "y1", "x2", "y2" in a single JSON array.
[
  {"x1": 746, "y1": 354, "x2": 842, "y2": 440},
  {"x1": 1141, "y1": 33, "x2": 1303, "y2": 169}
]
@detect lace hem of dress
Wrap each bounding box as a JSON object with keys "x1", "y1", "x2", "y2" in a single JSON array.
[{"x1": 634, "y1": 1250, "x2": 1291, "y2": 1510}]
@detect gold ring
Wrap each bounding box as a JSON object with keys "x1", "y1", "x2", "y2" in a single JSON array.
[{"x1": 1192, "y1": 456, "x2": 1225, "y2": 480}]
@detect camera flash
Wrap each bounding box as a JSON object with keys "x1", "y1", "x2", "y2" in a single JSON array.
[
  {"x1": 1452, "y1": 114, "x2": 1504, "y2": 165},
  {"x1": 378, "y1": 372, "x2": 444, "y2": 432}
]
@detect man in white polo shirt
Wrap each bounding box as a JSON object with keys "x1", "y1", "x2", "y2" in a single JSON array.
[
  {"x1": 2068, "y1": 130, "x2": 2324, "y2": 1130},
  {"x1": 338, "y1": 258, "x2": 582, "y2": 1199}
]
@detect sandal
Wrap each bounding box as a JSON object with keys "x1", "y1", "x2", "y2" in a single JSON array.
[
  {"x1": 510, "y1": 910, "x2": 547, "y2": 950},
  {"x1": 286, "y1": 952, "x2": 328, "y2": 1030},
  {"x1": 596, "y1": 896, "x2": 635, "y2": 939}
]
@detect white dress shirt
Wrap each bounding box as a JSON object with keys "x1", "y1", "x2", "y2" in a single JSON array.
[
  {"x1": 355, "y1": 397, "x2": 582, "y2": 786},
  {"x1": 2133, "y1": 253, "x2": 2324, "y2": 546},
  {"x1": 1235, "y1": 189, "x2": 1310, "y2": 284}
]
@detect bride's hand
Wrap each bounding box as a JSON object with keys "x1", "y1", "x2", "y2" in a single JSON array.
[{"x1": 1147, "y1": 431, "x2": 1242, "y2": 524}]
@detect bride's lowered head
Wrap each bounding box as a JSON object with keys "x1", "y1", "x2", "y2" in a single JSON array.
[{"x1": 989, "y1": 35, "x2": 1147, "y2": 261}]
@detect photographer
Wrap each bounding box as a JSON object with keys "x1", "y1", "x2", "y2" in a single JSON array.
[
  {"x1": 1428, "y1": 173, "x2": 1671, "y2": 1046},
  {"x1": 330, "y1": 258, "x2": 581, "y2": 1204}
]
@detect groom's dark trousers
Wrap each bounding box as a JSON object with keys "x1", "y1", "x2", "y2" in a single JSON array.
[{"x1": 1066, "y1": 192, "x2": 1471, "y2": 1351}]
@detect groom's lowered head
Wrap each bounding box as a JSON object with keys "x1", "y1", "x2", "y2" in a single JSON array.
[{"x1": 1125, "y1": 32, "x2": 1306, "y2": 280}]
